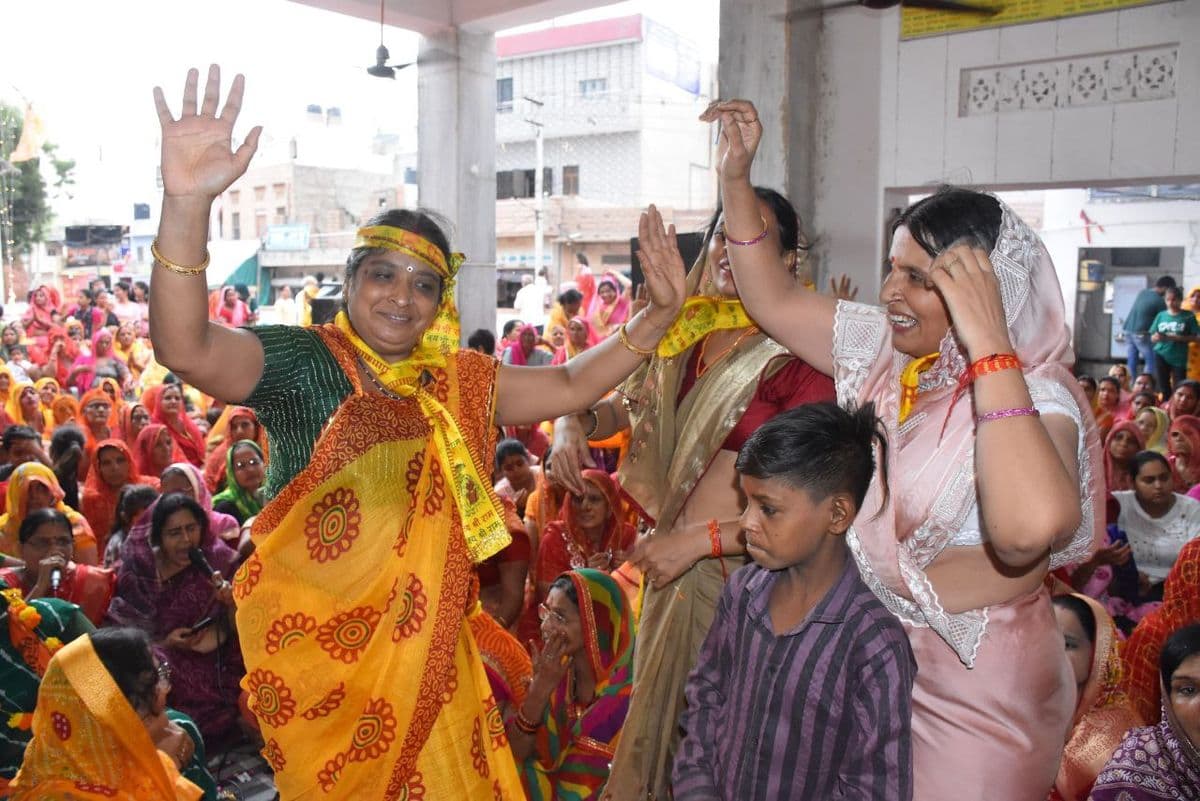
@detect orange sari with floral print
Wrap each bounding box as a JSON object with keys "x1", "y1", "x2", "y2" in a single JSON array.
[{"x1": 232, "y1": 326, "x2": 523, "y2": 800}]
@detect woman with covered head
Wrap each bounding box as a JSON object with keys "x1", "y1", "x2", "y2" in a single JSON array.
[
  {"x1": 587, "y1": 273, "x2": 631, "y2": 339},
  {"x1": 1168, "y1": 414, "x2": 1200, "y2": 492},
  {"x1": 146, "y1": 66, "x2": 684, "y2": 799},
  {"x1": 0, "y1": 463, "x2": 98, "y2": 566},
  {"x1": 67, "y1": 327, "x2": 132, "y2": 396},
  {"x1": 145, "y1": 382, "x2": 205, "y2": 467},
  {"x1": 1092, "y1": 623, "x2": 1200, "y2": 799},
  {"x1": 534, "y1": 470, "x2": 636, "y2": 600},
  {"x1": 554, "y1": 185, "x2": 835, "y2": 797},
  {"x1": 502, "y1": 322, "x2": 554, "y2": 367},
  {"x1": 552, "y1": 316, "x2": 599, "y2": 365},
  {"x1": 20, "y1": 285, "x2": 58, "y2": 347},
  {"x1": 1048, "y1": 592, "x2": 1142, "y2": 800},
  {"x1": 512, "y1": 569, "x2": 635, "y2": 801},
  {"x1": 7, "y1": 627, "x2": 210, "y2": 801},
  {"x1": 1104, "y1": 420, "x2": 1146, "y2": 493},
  {"x1": 105, "y1": 493, "x2": 243, "y2": 749},
  {"x1": 81, "y1": 439, "x2": 160, "y2": 551},
  {"x1": 134, "y1": 423, "x2": 185, "y2": 480},
  {"x1": 202, "y1": 404, "x2": 266, "y2": 493},
  {"x1": 5, "y1": 381, "x2": 50, "y2": 439},
  {"x1": 705, "y1": 100, "x2": 1102, "y2": 799}
]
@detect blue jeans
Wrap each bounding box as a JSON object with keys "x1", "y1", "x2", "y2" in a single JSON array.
[{"x1": 1127, "y1": 333, "x2": 1156, "y2": 379}]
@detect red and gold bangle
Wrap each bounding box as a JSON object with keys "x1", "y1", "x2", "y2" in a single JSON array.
[
  {"x1": 708, "y1": 519, "x2": 723, "y2": 559},
  {"x1": 514, "y1": 710, "x2": 540, "y2": 734}
]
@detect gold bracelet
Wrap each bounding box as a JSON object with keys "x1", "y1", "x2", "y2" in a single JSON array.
[
  {"x1": 151, "y1": 239, "x2": 210, "y2": 276},
  {"x1": 618, "y1": 322, "x2": 656, "y2": 358}
]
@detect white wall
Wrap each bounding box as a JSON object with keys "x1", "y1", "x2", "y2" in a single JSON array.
[
  {"x1": 1041, "y1": 188, "x2": 1200, "y2": 329},
  {"x1": 879, "y1": 1, "x2": 1200, "y2": 189}
]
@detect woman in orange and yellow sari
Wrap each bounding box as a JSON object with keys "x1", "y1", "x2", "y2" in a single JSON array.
[
  {"x1": 147, "y1": 66, "x2": 683, "y2": 799},
  {"x1": 8, "y1": 628, "x2": 206, "y2": 801}
]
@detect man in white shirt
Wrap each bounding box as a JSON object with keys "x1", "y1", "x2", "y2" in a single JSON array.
[{"x1": 512, "y1": 272, "x2": 549, "y2": 330}]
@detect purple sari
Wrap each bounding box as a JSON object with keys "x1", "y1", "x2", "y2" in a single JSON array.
[
  {"x1": 1090, "y1": 710, "x2": 1200, "y2": 800},
  {"x1": 105, "y1": 467, "x2": 245, "y2": 748}
]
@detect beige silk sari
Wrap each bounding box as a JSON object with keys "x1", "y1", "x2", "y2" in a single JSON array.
[{"x1": 602, "y1": 250, "x2": 794, "y2": 801}]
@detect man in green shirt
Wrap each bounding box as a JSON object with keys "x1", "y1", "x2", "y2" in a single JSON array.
[
  {"x1": 1150, "y1": 286, "x2": 1200, "y2": 395},
  {"x1": 1124, "y1": 275, "x2": 1175, "y2": 379}
]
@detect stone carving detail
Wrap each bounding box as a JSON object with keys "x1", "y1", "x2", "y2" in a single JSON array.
[{"x1": 960, "y1": 45, "x2": 1176, "y2": 116}]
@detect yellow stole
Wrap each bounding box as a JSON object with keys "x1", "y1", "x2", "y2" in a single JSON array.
[
  {"x1": 333, "y1": 312, "x2": 508, "y2": 564},
  {"x1": 656, "y1": 295, "x2": 756, "y2": 359},
  {"x1": 898, "y1": 352, "x2": 940, "y2": 423}
]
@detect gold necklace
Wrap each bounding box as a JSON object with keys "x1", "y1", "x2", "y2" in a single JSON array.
[{"x1": 697, "y1": 327, "x2": 759, "y2": 378}]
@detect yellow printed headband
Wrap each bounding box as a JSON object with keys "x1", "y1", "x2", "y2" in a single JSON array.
[{"x1": 353, "y1": 225, "x2": 465, "y2": 280}]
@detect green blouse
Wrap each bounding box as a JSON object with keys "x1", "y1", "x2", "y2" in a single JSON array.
[{"x1": 241, "y1": 325, "x2": 353, "y2": 499}]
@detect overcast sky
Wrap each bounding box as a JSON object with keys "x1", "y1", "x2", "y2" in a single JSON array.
[{"x1": 1, "y1": 0, "x2": 718, "y2": 225}]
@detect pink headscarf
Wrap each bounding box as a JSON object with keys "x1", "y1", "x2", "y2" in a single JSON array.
[
  {"x1": 586, "y1": 274, "x2": 631, "y2": 332},
  {"x1": 503, "y1": 323, "x2": 540, "y2": 367},
  {"x1": 832, "y1": 198, "x2": 1104, "y2": 666},
  {"x1": 551, "y1": 316, "x2": 599, "y2": 365}
]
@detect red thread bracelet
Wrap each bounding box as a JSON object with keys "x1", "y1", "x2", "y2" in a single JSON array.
[{"x1": 708, "y1": 519, "x2": 723, "y2": 558}]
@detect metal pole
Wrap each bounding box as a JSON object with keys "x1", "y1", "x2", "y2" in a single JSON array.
[{"x1": 534, "y1": 123, "x2": 543, "y2": 281}]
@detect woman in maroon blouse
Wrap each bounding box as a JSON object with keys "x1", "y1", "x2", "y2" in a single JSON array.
[{"x1": 552, "y1": 187, "x2": 836, "y2": 799}]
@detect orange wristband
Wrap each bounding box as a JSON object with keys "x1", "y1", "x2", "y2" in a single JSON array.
[
  {"x1": 708, "y1": 519, "x2": 723, "y2": 559},
  {"x1": 969, "y1": 353, "x2": 1020, "y2": 379}
]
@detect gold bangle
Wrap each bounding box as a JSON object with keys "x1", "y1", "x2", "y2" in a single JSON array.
[
  {"x1": 618, "y1": 322, "x2": 656, "y2": 358},
  {"x1": 151, "y1": 239, "x2": 210, "y2": 276}
]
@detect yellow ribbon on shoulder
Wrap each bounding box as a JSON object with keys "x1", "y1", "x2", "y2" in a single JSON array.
[
  {"x1": 333, "y1": 311, "x2": 509, "y2": 563},
  {"x1": 898, "y1": 351, "x2": 940, "y2": 423},
  {"x1": 656, "y1": 296, "x2": 756, "y2": 359}
]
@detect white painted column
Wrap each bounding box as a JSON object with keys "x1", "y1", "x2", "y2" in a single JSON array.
[
  {"x1": 418, "y1": 27, "x2": 498, "y2": 340},
  {"x1": 718, "y1": 0, "x2": 892, "y2": 299}
]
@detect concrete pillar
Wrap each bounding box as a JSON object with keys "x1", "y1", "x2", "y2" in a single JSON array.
[
  {"x1": 719, "y1": 0, "x2": 891, "y2": 299},
  {"x1": 418, "y1": 28, "x2": 498, "y2": 340}
]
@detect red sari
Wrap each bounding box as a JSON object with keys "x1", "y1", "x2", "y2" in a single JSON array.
[
  {"x1": 133, "y1": 423, "x2": 186, "y2": 479},
  {"x1": 0, "y1": 563, "x2": 115, "y2": 626},
  {"x1": 80, "y1": 439, "x2": 160, "y2": 553},
  {"x1": 144, "y1": 385, "x2": 205, "y2": 466},
  {"x1": 534, "y1": 470, "x2": 636, "y2": 587}
]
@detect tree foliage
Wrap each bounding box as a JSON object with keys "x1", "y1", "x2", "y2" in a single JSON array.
[{"x1": 0, "y1": 102, "x2": 76, "y2": 255}]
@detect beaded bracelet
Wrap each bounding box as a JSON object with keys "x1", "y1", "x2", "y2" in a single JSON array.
[
  {"x1": 514, "y1": 710, "x2": 540, "y2": 734},
  {"x1": 150, "y1": 239, "x2": 210, "y2": 276},
  {"x1": 707, "y1": 519, "x2": 723, "y2": 559},
  {"x1": 618, "y1": 323, "x2": 657, "y2": 358},
  {"x1": 976, "y1": 407, "x2": 1040, "y2": 424},
  {"x1": 724, "y1": 216, "x2": 769, "y2": 247}
]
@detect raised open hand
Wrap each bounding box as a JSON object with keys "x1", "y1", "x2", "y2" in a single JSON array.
[
  {"x1": 153, "y1": 65, "x2": 262, "y2": 200},
  {"x1": 635, "y1": 204, "x2": 686, "y2": 325},
  {"x1": 699, "y1": 99, "x2": 763, "y2": 182}
]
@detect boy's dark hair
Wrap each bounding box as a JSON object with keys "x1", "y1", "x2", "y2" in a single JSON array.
[
  {"x1": 2, "y1": 425, "x2": 39, "y2": 450},
  {"x1": 467, "y1": 328, "x2": 496, "y2": 354},
  {"x1": 1155, "y1": 275, "x2": 1178, "y2": 290},
  {"x1": 1166, "y1": 286, "x2": 1182, "y2": 301},
  {"x1": 115, "y1": 484, "x2": 159, "y2": 535},
  {"x1": 494, "y1": 438, "x2": 530, "y2": 471},
  {"x1": 1098, "y1": 376, "x2": 1121, "y2": 390},
  {"x1": 558, "y1": 289, "x2": 583, "y2": 306},
  {"x1": 1129, "y1": 449, "x2": 1170, "y2": 480},
  {"x1": 736, "y1": 402, "x2": 889, "y2": 515},
  {"x1": 1161, "y1": 623, "x2": 1200, "y2": 685},
  {"x1": 90, "y1": 628, "x2": 159, "y2": 716},
  {"x1": 50, "y1": 425, "x2": 86, "y2": 460},
  {"x1": 18, "y1": 508, "x2": 72, "y2": 545}
]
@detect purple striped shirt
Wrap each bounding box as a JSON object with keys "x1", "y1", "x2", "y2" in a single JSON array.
[{"x1": 672, "y1": 555, "x2": 915, "y2": 801}]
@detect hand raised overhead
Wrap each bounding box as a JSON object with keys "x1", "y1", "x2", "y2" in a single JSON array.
[{"x1": 152, "y1": 65, "x2": 262, "y2": 201}]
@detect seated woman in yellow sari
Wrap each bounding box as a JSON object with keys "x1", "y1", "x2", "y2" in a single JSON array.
[
  {"x1": 510, "y1": 569, "x2": 635, "y2": 801},
  {"x1": 0, "y1": 462, "x2": 98, "y2": 566},
  {"x1": 147, "y1": 66, "x2": 684, "y2": 800},
  {"x1": 8, "y1": 628, "x2": 205, "y2": 801}
]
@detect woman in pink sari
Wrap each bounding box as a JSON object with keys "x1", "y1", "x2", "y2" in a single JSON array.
[
  {"x1": 20, "y1": 285, "x2": 59, "y2": 348},
  {"x1": 587, "y1": 274, "x2": 631, "y2": 339},
  {"x1": 551, "y1": 316, "x2": 599, "y2": 365},
  {"x1": 214, "y1": 286, "x2": 251, "y2": 327},
  {"x1": 708, "y1": 100, "x2": 1102, "y2": 800}
]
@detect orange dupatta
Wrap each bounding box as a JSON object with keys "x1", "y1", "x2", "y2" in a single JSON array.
[{"x1": 7, "y1": 635, "x2": 201, "y2": 801}]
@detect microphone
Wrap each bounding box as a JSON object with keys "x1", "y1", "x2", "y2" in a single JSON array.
[
  {"x1": 49, "y1": 568, "x2": 62, "y2": 595},
  {"x1": 188, "y1": 547, "x2": 215, "y2": 579}
]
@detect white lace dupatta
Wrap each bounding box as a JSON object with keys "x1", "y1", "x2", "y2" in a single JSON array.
[{"x1": 833, "y1": 201, "x2": 1103, "y2": 667}]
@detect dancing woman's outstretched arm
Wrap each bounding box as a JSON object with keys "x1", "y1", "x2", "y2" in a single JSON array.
[
  {"x1": 700, "y1": 100, "x2": 837, "y2": 376},
  {"x1": 149, "y1": 66, "x2": 266, "y2": 403}
]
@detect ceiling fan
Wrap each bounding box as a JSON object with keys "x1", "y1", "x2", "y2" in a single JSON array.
[
  {"x1": 367, "y1": 0, "x2": 414, "y2": 78},
  {"x1": 781, "y1": 0, "x2": 1000, "y2": 20}
]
